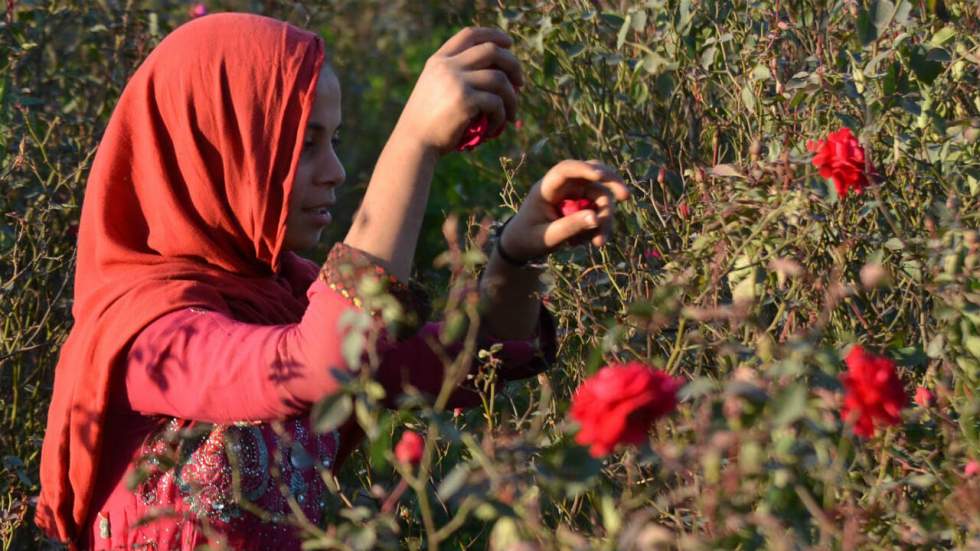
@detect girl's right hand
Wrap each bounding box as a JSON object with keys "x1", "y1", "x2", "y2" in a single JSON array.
[{"x1": 397, "y1": 27, "x2": 524, "y2": 155}]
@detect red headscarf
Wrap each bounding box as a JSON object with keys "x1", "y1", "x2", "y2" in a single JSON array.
[{"x1": 36, "y1": 12, "x2": 326, "y2": 544}]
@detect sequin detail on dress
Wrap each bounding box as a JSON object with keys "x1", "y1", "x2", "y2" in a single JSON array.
[{"x1": 132, "y1": 417, "x2": 339, "y2": 547}]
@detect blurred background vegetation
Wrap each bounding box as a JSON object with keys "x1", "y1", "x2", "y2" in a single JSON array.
[{"x1": 3, "y1": 0, "x2": 980, "y2": 549}]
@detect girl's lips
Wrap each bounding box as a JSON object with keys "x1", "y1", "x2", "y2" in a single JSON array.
[{"x1": 303, "y1": 207, "x2": 332, "y2": 225}]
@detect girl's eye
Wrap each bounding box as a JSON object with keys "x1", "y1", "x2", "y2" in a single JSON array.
[{"x1": 303, "y1": 140, "x2": 315, "y2": 150}]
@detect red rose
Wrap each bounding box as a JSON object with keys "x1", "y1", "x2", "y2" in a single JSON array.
[
  {"x1": 570, "y1": 361, "x2": 682, "y2": 457},
  {"x1": 914, "y1": 386, "x2": 934, "y2": 408},
  {"x1": 840, "y1": 345, "x2": 906, "y2": 438},
  {"x1": 559, "y1": 198, "x2": 597, "y2": 217},
  {"x1": 806, "y1": 127, "x2": 871, "y2": 198},
  {"x1": 394, "y1": 431, "x2": 424, "y2": 465}
]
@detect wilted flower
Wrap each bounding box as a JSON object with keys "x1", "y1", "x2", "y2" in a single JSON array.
[
  {"x1": 570, "y1": 361, "x2": 682, "y2": 457},
  {"x1": 840, "y1": 345, "x2": 906, "y2": 437},
  {"x1": 394, "y1": 431, "x2": 424, "y2": 465},
  {"x1": 807, "y1": 127, "x2": 871, "y2": 198}
]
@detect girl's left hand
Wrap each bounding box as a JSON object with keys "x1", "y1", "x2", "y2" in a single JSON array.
[{"x1": 499, "y1": 160, "x2": 630, "y2": 263}]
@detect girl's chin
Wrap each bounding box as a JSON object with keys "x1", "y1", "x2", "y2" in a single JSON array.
[{"x1": 283, "y1": 229, "x2": 324, "y2": 252}]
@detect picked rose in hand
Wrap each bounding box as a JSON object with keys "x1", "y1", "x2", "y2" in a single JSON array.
[
  {"x1": 558, "y1": 198, "x2": 597, "y2": 217},
  {"x1": 570, "y1": 361, "x2": 682, "y2": 457}
]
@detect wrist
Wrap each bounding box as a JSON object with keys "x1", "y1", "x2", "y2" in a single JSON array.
[
  {"x1": 391, "y1": 116, "x2": 442, "y2": 162},
  {"x1": 494, "y1": 216, "x2": 548, "y2": 270}
]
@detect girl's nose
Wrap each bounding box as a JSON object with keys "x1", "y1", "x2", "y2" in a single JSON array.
[{"x1": 320, "y1": 151, "x2": 345, "y2": 188}]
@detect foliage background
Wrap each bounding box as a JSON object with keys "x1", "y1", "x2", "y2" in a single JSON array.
[{"x1": 2, "y1": 0, "x2": 980, "y2": 549}]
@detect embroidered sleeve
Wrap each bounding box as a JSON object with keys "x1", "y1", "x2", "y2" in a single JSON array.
[{"x1": 318, "y1": 242, "x2": 432, "y2": 339}]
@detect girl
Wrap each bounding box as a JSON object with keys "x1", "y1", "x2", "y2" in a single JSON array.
[{"x1": 36, "y1": 12, "x2": 628, "y2": 550}]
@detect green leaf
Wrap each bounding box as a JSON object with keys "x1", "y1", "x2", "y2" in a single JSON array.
[
  {"x1": 884, "y1": 237, "x2": 905, "y2": 250},
  {"x1": 857, "y1": 7, "x2": 876, "y2": 45},
  {"x1": 926, "y1": 334, "x2": 945, "y2": 359},
  {"x1": 741, "y1": 85, "x2": 756, "y2": 113},
  {"x1": 929, "y1": 26, "x2": 956, "y2": 46},
  {"x1": 711, "y1": 163, "x2": 745, "y2": 178},
  {"x1": 642, "y1": 52, "x2": 677, "y2": 74},
  {"x1": 559, "y1": 42, "x2": 586, "y2": 58},
  {"x1": 772, "y1": 384, "x2": 807, "y2": 427},
  {"x1": 909, "y1": 46, "x2": 944, "y2": 84},
  {"x1": 312, "y1": 394, "x2": 353, "y2": 433},
  {"x1": 751, "y1": 64, "x2": 771, "y2": 81},
  {"x1": 342, "y1": 330, "x2": 367, "y2": 369},
  {"x1": 616, "y1": 13, "x2": 631, "y2": 50},
  {"x1": 874, "y1": 0, "x2": 897, "y2": 33},
  {"x1": 965, "y1": 336, "x2": 980, "y2": 359},
  {"x1": 679, "y1": 377, "x2": 717, "y2": 401},
  {"x1": 437, "y1": 464, "x2": 470, "y2": 501},
  {"x1": 601, "y1": 494, "x2": 622, "y2": 535}
]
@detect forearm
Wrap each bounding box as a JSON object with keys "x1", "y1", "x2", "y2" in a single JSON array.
[
  {"x1": 343, "y1": 121, "x2": 438, "y2": 281},
  {"x1": 478, "y1": 245, "x2": 544, "y2": 341}
]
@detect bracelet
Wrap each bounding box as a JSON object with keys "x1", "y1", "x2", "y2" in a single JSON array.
[{"x1": 493, "y1": 216, "x2": 547, "y2": 268}]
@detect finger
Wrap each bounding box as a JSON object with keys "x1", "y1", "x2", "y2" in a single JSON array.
[
  {"x1": 583, "y1": 159, "x2": 630, "y2": 200},
  {"x1": 453, "y1": 42, "x2": 524, "y2": 89},
  {"x1": 540, "y1": 160, "x2": 604, "y2": 201},
  {"x1": 542, "y1": 210, "x2": 601, "y2": 249},
  {"x1": 436, "y1": 27, "x2": 512, "y2": 57},
  {"x1": 584, "y1": 186, "x2": 614, "y2": 246},
  {"x1": 469, "y1": 91, "x2": 506, "y2": 139},
  {"x1": 464, "y1": 69, "x2": 518, "y2": 122}
]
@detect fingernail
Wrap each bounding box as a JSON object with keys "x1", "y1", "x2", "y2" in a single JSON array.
[{"x1": 586, "y1": 214, "x2": 597, "y2": 227}]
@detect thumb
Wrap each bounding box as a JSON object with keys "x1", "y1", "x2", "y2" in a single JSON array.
[{"x1": 542, "y1": 209, "x2": 599, "y2": 248}]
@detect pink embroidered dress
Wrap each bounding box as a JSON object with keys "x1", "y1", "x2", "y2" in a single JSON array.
[{"x1": 87, "y1": 243, "x2": 556, "y2": 549}]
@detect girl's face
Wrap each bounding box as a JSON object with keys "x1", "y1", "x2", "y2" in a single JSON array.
[{"x1": 283, "y1": 67, "x2": 345, "y2": 252}]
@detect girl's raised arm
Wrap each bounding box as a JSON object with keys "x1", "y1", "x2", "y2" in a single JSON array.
[{"x1": 343, "y1": 27, "x2": 523, "y2": 281}]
